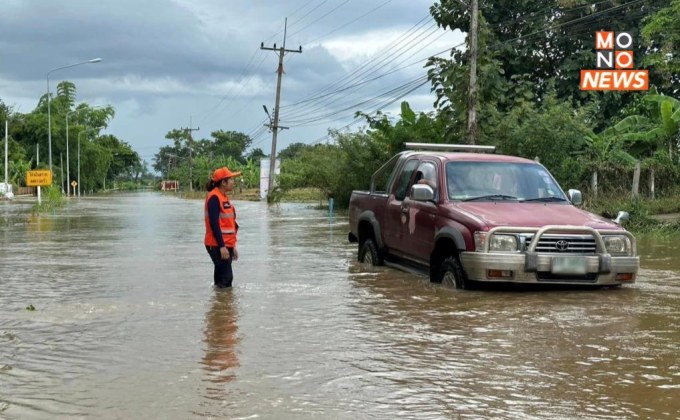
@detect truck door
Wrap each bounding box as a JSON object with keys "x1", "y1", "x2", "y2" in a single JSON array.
[
  {"x1": 403, "y1": 161, "x2": 439, "y2": 263},
  {"x1": 384, "y1": 158, "x2": 420, "y2": 252}
]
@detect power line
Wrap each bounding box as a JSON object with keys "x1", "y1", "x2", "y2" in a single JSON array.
[
  {"x1": 282, "y1": 15, "x2": 434, "y2": 111},
  {"x1": 287, "y1": 0, "x2": 331, "y2": 30},
  {"x1": 281, "y1": 20, "x2": 441, "y2": 121},
  {"x1": 287, "y1": 0, "x2": 351, "y2": 39},
  {"x1": 303, "y1": 0, "x2": 396, "y2": 45},
  {"x1": 237, "y1": 0, "x2": 653, "y2": 155},
  {"x1": 295, "y1": 0, "x2": 653, "y2": 144}
]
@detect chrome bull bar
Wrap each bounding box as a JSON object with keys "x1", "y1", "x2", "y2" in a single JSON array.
[{"x1": 482, "y1": 225, "x2": 637, "y2": 275}]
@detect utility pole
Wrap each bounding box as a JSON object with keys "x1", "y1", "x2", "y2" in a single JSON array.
[
  {"x1": 60, "y1": 153, "x2": 64, "y2": 193},
  {"x1": 180, "y1": 118, "x2": 199, "y2": 192},
  {"x1": 4, "y1": 120, "x2": 8, "y2": 187},
  {"x1": 260, "y1": 18, "x2": 302, "y2": 198},
  {"x1": 37, "y1": 143, "x2": 41, "y2": 204},
  {"x1": 467, "y1": 0, "x2": 480, "y2": 145}
]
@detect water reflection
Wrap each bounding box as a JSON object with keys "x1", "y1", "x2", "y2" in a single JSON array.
[{"x1": 201, "y1": 289, "x2": 240, "y2": 389}]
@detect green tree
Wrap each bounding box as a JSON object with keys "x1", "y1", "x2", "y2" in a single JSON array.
[
  {"x1": 246, "y1": 147, "x2": 266, "y2": 162},
  {"x1": 642, "y1": 0, "x2": 680, "y2": 92},
  {"x1": 614, "y1": 94, "x2": 680, "y2": 197},
  {"x1": 485, "y1": 92, "x2": 590, "y2": 187},
  {"x1": 583, "y1": 126, "x2": 638, "y2": 197},
  {"x1": 428, "y1": 0, "x2": 669, "y2": 134},
  {"x1": 618, "y1": 95, "x2": 680, "y2": 160},
  {"x1": 94, "y1": 134, "x2": 141, "y2": 184},
  {"x1": 358, "y1": 101, "x2": 449, "y2": 152},
  {"x1": 210, "y1": 130, "x2": 252, "y2": 162},
  {"x1": 278, "y1": 142, "x2": 309, "y2": 159}
]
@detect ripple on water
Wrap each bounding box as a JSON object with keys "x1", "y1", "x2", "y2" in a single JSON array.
[{"x1": 1, "y1": 196, "x2": 680, "y2": 418}]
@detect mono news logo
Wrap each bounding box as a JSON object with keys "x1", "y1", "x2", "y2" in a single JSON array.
[{"x1": 580, "y1": 31, "x2": 649, "y2": 91}]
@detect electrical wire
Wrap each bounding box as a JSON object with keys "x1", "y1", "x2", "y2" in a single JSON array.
[
  {"x1": 290, "y1": 0, "x2": 653, "y2": 146},
  {"x1": 287, "y1": 0, "x2": 351, "y2": 39},
  {"x1": 188, "y1": 0, "x2": 655, "y2": 164}
]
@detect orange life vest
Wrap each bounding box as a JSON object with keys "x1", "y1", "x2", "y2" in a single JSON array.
[{"x1": 204, "y1": 189, "x2": 237, "y2": 248}]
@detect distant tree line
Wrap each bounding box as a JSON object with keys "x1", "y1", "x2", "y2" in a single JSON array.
[{"x1": 1, "y1": 81, "x2": 149, "y2": 193}]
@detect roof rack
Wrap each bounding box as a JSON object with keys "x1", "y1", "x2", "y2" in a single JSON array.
[{"x1": 404, "y1": 142, "x2": 496, "y2": 153}]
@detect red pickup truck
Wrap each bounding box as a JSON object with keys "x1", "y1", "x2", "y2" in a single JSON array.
[{"x1": 348, "y1": 143, "x2": 639, "y2": 289}]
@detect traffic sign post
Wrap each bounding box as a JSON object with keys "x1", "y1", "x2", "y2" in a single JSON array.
[
  {"x1": 26, "y1": 170, "x2": 53, "y2": 187},
  {"x1": 26, "y1": 170, "x2": 53, "y2": 205},
  {"x1": 71, "y1": 180, "x2": 77, "y2": 197}
]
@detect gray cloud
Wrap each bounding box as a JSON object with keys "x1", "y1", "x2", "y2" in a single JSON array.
[{"x1": 1, "y1": 0, "x2": 462, "y2": 156}]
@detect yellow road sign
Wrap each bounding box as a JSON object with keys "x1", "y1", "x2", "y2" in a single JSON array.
[
  {"x1": 26, "y1": 170, "x2": 53, "y2": 187},
  {"x1": 71, "y1": 180, "x2": 78, "y2": 188}
]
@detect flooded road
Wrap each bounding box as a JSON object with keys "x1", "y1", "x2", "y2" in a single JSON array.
[{"x1": 1, "y1": 193, "x2": 679, "y2": 419}]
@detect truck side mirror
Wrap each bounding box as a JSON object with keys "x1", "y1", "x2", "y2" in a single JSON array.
[
  {"x1": 614, "y1": 211, "x2": 630, "y2": 225},
  {"x1": 411, "y1": 184, "x2": 434, "y2": 202},
  {"x1": 567, "y1": 189, "x2": 582, "y2": 206}
]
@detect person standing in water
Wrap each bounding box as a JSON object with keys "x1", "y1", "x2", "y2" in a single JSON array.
[{"x1": 204, "y1": 167, "x2": 241, "y2": 288}]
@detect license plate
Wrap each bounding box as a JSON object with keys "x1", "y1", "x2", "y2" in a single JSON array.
[{"x1": 551, "y1": 256, "x2": 588, "y2": 275}]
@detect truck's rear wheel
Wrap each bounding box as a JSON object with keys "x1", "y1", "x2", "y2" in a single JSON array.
[
  {"x1": 438, "y1": 256, "x2": 466, "y2": 289},
  {"x1": 358, "y1": 239, "x2": 383, "y2": 266}
]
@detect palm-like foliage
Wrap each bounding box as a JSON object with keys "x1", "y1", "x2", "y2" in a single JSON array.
[
  {"x1": 583, "y1": 126, "x2": 638, "y2": 197},
  {"x1": 617, "y1": 95, "x2": 680, "y2": 160}
]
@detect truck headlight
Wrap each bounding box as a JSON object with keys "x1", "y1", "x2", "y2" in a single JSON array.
[
  {"x1": 475, "y1": 232, "x2": 518, "y2": 252},
  {"x1": 603, "y1": 235, "x2": 631, "y2": 256},
  {"x1": 489, "y1": 234, "x2": 519, "y2": 252}
]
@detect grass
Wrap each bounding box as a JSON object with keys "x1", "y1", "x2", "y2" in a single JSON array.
[
  {"x1": 170, "y1": 187, "x2": 326, "y2": 203},
  {"x1": 585, "y1": 194, "x2": 680, "y2": 236},
  {"x1": 31, "y1": 186, "x2": 65, "y2": 214}
]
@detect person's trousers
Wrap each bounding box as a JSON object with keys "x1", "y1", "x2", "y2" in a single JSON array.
[{"x1": 206, "y1": 246, "x2": 234, "y2": 288}]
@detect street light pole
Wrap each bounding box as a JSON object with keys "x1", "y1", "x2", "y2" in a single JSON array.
[
  {"x1": 66, "y1": 111, "x2": 73, "y2": 196},
  {"x1": 77, "y1": 129, "x2": 89, "y2": 197},
  {"x1": 46, "y1": 58, "x2": 102, "y2": 177},
  {"x1": 66, "y1": 105, "x2": 101, "y2": 197}
]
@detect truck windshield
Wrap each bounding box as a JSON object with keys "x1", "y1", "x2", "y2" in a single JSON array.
[{"x1": 446, "y1": 161, "x2": 568, "y2": 202}]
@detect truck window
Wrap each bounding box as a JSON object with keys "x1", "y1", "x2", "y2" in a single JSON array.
[
  {"x1": 414, "y1": 162, "x2": 437, "y2": 190},
  {"x1": 393, "y1": 159, "x2": 419, "y2": 201},
  {"x1": 446, "y1": 161, "x2": 567, "y2": 201},
  {"x1": 373, "y1": 160, "x2": 396, "y2": 194}
]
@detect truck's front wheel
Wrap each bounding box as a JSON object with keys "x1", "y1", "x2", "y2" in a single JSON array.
[
  {"x1": 438, "y1": 256, "x2": 467, "y2": 289},
  {"x1": 358, "y1": 239, "x2": 383, "y2": 266}
]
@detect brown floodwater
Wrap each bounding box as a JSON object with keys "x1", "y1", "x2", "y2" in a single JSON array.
[{"x1": 1, "y1": 193, "x2": 679, "y2": 419}]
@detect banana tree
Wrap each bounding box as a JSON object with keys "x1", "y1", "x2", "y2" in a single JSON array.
[
  {"x1": 240, "y1": 157, "x2": 259, "y2": 189},
  {"x1": 583, "y1": 127, "x2": 637, "y2": 197},
  {"x1": 9, "y1": 158, "x2": 33, "y2": 186},
  {"x1": 616, "y1": 95, "x2": 680, "y2": 198}
]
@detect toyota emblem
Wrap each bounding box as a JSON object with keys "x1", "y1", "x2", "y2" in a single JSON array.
[{"x1": 555, "y1": 240, "x2": 569, "y2": 251}]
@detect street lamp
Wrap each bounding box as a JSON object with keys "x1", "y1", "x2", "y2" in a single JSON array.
[
  {"x1": 66, "y1": 105, "x2": 102, "y2": 197},
  {"x1": 46, "y1": 58, "x2": 102, "y2": 176},
  {"x1": 77, "y1": 128, "x2": 94, "y2": 197}
]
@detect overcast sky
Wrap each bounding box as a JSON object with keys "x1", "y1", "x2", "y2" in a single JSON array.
[{"x1": 0, "y1": 0, "x2": 463, "y2": 165}]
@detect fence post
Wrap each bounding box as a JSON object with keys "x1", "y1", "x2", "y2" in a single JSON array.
[{"x1": 631, "y1": 161, "x2": 640, "y2": 199}]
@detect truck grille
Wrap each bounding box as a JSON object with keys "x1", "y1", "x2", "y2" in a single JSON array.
[{"x1": 523, "y1": 234, "x2": 597, "y2": 254}]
